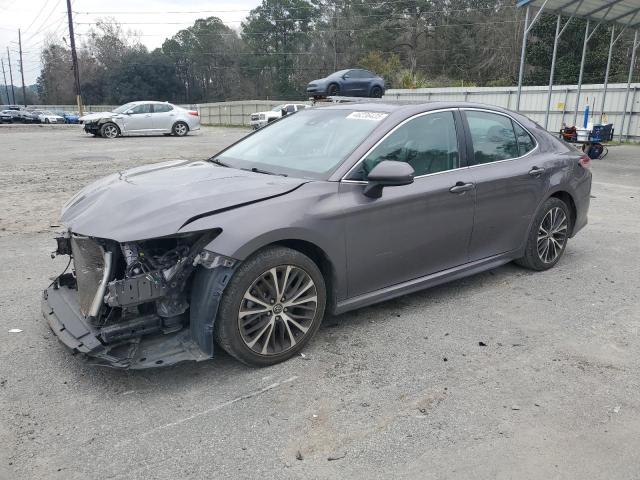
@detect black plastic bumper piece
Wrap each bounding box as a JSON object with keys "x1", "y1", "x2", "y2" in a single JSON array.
[{"x1": 42, "y1": 285, "x2": 211, "y2": 369}]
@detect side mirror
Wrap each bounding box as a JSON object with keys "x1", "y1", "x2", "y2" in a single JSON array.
[
  {"x1": 125, "y1": 109, "x2": 134, "y2": 115},
  {"x1": 342, "y1": 74, "x2": 349, "y2": 79},
  {"x1": 363, "y1": 160, "x2": 414, "y2": 198}
]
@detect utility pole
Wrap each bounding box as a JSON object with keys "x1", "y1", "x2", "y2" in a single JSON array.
[
  {"x1": 66, "y1": 0, "x2": 83, "y2": 115},
  {"x1": 18, "y1": 29, "x2": 27, "y2": 107},
  {"x1": 1, "y1": 59, "x2": 10, "y2": 104},
  {"x1": 6, "y1": 47, "x2": 16, "y2": 104}
]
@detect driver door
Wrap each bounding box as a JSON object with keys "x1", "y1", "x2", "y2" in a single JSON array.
[
  {"x1": 121, "y1": 103, "x2": 153, "y2": 133},
  {"x1": 340, "y1": 110, "x2": 476, "y2": 298}
]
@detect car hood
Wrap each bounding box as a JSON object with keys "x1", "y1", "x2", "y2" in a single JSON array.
[
  {"x1": 79, "y1": 111, "x2": 115, "y2": 122},
  {"x1": 60, "y1": 160, "x2": 307, "y2": 242}
]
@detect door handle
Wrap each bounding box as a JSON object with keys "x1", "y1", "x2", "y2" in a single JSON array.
[
  {"x1": 529, "y1": 166, "x2": 545, "y2": 176},
  {"x1": 449, "y1": 182, "x2": 474, "y2": 194}
]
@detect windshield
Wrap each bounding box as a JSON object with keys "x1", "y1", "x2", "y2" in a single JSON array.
[
  {"x1": 113, "y1": 102, "x2": 137, "y2": 114},
  {"x1": 214, "y1": 108, "x2": 388, "y2": 179}
]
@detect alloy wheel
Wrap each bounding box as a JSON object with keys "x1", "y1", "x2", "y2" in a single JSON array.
[
  {"x1": 103, "y1": 124, "x2": 118, "y2": 138},
  {"x1": 238, "y1": 265, "x2": 318, "y2": 356},
  {"x1": 174, "y1": 123, "x2": 187, "y2": 136},
  {"x1": 537, "y1": 207, "x2": 568, "y2": 264}
]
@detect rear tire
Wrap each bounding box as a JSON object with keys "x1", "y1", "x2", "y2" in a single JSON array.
[
  {"x1": 172, "y1": 121, "x2": 189, "y2": 137},
  {"x1": 213, "y1": 246, "x2": 326, "y2": 367},
  {"x1": 515, "y1": 197, "x2": 571, "y2": 271}
]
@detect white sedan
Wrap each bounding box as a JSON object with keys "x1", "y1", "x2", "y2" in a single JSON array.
[
  {"x1": 38, "y1": 111, "x2": 65, "y2": 124},
  {"x1": 80, "y1": 101, "x2": 201, "y2": 138}
]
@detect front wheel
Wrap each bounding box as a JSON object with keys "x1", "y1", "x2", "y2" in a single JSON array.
[
  {"x1": 516, "y1": 197, "x2": 571, "y2": 271},
  {"x1": 213, "y1": 246, "x2": 326, "y2": 366},
  {"x1": 327, "y1": 84, "x2": 340, "y2": 96},
  {"x1": 172, "y1": 121, "x2": 189, "y2": 137},
  {"x1": 100, "y1": 122, "x2": 119, "y2": 139},
  {"x1": 370, "y1": 86, "x2": 383, "y2": 98}
]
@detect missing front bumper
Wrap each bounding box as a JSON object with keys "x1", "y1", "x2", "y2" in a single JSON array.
[{"x1": 42, "y1": 285, "x2": 210, "y2": 369}]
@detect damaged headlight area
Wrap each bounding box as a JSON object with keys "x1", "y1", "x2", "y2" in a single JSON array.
[{"x1": 42, "y1": 229, "x2": 237, "y2": 369}]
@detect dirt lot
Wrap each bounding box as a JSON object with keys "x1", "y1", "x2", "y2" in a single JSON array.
[{"x1": 1, "y1": 125, "x2": 639, "y2": 480}]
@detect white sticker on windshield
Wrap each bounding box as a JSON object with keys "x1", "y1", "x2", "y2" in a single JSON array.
[{"x1": 346, "y1": 111, "x2": 388, "y2": 121}]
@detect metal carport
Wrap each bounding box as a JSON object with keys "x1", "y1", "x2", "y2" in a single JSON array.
[{"x1": 516, "y1": 0, "x2": 640, "y2": 140}]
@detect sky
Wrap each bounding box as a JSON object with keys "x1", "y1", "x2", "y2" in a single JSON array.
[{"x1": 0, "y1": 0, "x2": 262, "y2": 85}]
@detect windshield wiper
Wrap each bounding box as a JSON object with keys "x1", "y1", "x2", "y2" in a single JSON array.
[
  {"x1": 208, "y1": 157, "x2": 229, "y2": 167},
  {"x1": 247, "y1": 167, "x2": 288, "y2": 177}
]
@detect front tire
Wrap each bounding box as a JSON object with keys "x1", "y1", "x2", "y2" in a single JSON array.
[
  {"x1": 327, "y1": 83, "x2": 340, "y2": 96},
  {"x1": 100, "y1": 122, "x2": 119, "y2": 139},
  {"x1": 370, "y1": 86, "x2": 383, "y2": 98},
  {"x1": 172, "y1": 121, "x2": 189, "y2": 137},
  {"x1": 214, "y1": 246, "x2": 326, "y2": 366},
  {"x1": 516, "y1": 197, "x2": 571, "y2": 271}
]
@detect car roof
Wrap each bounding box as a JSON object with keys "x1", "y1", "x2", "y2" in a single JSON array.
[{"x1": 317, "y1": 101, "x2": 530, "y2": 121}]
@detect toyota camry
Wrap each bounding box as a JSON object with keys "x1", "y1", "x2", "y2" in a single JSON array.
[{"x1": 42, "y1": 102, "x2": 591, "y2": 369}]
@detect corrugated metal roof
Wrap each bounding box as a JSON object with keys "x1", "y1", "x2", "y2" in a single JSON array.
[{"x1": 517, "y1": 0, "x2": 640, "y2": 28}]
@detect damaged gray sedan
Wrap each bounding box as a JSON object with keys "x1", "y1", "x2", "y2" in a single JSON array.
[{"x1": 42, "y1": 102, "x2": 591, "y2": 368}]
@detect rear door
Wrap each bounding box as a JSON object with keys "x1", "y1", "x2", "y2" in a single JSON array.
[
  {"x1": 151, "y1": 103, "x2": 175, "y2": 132},
  {"x1": 461, "y1": 109, "x2": 549, "y2": 261},
  {"x1": 340, "y1": 109, "x2": 476, "y2": 297}
]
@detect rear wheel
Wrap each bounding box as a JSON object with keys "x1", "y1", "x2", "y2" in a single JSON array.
[
  {"x1": 516, "y1": 197, "x2": 571, "y2": 271},
  {"x1": 100, "y1": 122, "x2": 119, "y2": 139},
  {"x1": 172, "y1": 121, "x2": 188, "y2": 137},
  {"x1": 214, "y1": 246, "x2": 326, "y2": 366}
]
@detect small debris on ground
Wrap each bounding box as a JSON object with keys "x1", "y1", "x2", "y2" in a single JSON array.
[
  {"x1": 327, "y1": 451, "x2": 347, "y2": 461},
  {"x1": 511, "y1": 405, "x2": 521, "y2": 411},
  {"x1": 478, "y1": 341, "x2": 487, "y2": 347},
  {"x1": 295, "y1": 450, "x2": 304, "y2": 461},
  {"x1": 8, "y1": 329, "x2": 23, "y2": 333},
  {"x1": 443, "y1": 357, "x2": 448, "y2": 362},
  {"x1": 613, "y1": 406, "x2": 621, "y2": 413},
  {"x1": 299, "y1": 353, "x2": 310, "y2": 360}
]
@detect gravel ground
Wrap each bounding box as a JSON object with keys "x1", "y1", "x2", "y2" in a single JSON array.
[{"x1": 1, "y1": 126, "x2": 639, "y2": 480}]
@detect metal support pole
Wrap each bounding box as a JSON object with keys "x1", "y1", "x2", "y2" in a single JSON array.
[
  {"x1": 600, "y1": 26, "x2": 616, "y2": 123},
  {"x1": 545, "y1": 15, "x2": 562, "y2": 129},
  {"x1": 18, "y1": 29, "x2": 27, "y2": 107},
  {"x1": 1, "y1": 59, "x2": 9, "y2": 104},
  {"x1": 6, "y1": 47, "x2": 15, "y2": 104},
  {"x1": 574, "y1": 20, "x2": 590, "y2": 126},
  {"x1": 66, "y1": 0, "x2": 83, "y2": 115},
  {"x1": 619, "y1": 30, "x2": 639, "y2": 142},
  {"x1": 516, "y1": 6, "x2": 530, "y2": 112}
]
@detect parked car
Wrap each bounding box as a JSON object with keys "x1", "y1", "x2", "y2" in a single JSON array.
[
  {"x1": 0, "y1": 109, "x2": 18, "y2": 123},
  {"x1": 307, "y1": 69, "x2": 385, "y2": 98},
  {"x1": 0, "y1": 104, "x2": 21, "y2": 111},
  {"x1": 37, "y1": 110, "x2": 65, "y2": 124},
  {"x1": 63, "y1": 112, "x2": 80, "y2": 124},
  {"x1": 80, "y1": 101, "x2": 200, "y2": 138},
  {"x1": 249, "y1": 103, "x2": 309, "y2": 129},
  {"x1": 42, "y1": 102, "x2": 591, "y2": 369}
]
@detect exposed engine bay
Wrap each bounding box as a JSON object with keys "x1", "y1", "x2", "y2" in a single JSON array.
[{"x1": 43, "y1": 230, "x2": 237, "y2": 369}]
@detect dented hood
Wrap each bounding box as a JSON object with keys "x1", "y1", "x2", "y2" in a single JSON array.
[{"x1": 61, "y1": 160, "x2": 306, "y2": 242}]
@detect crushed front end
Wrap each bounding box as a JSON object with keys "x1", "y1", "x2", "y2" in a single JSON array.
[{"x1": 42, "y1": 230, "x2": 236, "y2": 369}]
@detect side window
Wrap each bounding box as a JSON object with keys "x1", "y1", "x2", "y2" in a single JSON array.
[
  {"x1": 513, "y1": 121, "x2": 535, "y2": 156},
  {"x1": 286, "y1": 105, "x2": 296, "y2": 113},
  {"x1": 131, "y1": 104, "x2": 152, "y2": 114},
  {"x1": 361, "y1": 70, "x2": 374, "y2": 78},
  {"x1": 465, "y1": 111, "x2": 519, "y2": 164},
  {"x1": 347, "y1": 111, "x2": 459, "y2": 180},
  {"x1": 153, "y1": 104, "x2": 173, "y2": 113}
]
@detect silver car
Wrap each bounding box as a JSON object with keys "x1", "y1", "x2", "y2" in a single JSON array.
[{"x1": 80, "y1": 101, "x2": 200, "y2": 138}]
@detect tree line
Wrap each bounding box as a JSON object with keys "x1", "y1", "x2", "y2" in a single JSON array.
[{"x1": 30, "y1": 0, "x2": 639, "y2": 106}]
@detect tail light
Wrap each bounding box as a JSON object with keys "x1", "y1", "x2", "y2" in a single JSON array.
[
  {"x1": 579, "y1": 154, "x2": 591, "y2": 169},
  {"x1": 188, "y1": 110, "x2": 199, "y2": 117}
]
